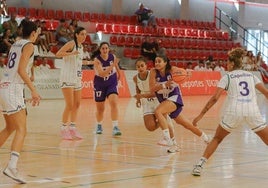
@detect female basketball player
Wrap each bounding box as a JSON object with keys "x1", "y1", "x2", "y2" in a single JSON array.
[
  {"x1": 191, "y1": 48, "x2": 268, "y2": 176},
  {"x1": 56, "y1": 27, "x2": 87, "y2": 140},
  {"x1": 149, "y1": 54, "x2": 210, "y2": 153},
  {"x1": 93, "y1": 42, "x2": 122, "y2": 136},
  {"x1": 0, "y1": 20, "x2": 41, "y2": 184},
  {"x1": 133, "y1": 57, "x2": 175, "y2": 146}
]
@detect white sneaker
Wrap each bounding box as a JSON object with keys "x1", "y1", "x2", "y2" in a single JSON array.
[
  {"x1": 203, "y1": 134, "x2": 212, "y2": 144},
  {"x1": 3, "y1": 166, "x2": 26, "y2": 184},
  {"x1": 191, "y1": 165, "x2": 202, "y2": 176},
  {"x1": 167, "y1": 139, "x2": 180, "y2": 153}
]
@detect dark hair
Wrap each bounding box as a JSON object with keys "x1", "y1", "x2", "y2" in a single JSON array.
[
  {"x1": 228, "y1": 47, "x2": 245, "y2": 69},
  {"x1": 135, "y1": 57, "x2": 147, "y2": 65},
  {"x1": 92, "y1": 41, "x2": 110, "y2": 58},
  {"x1": 73, "y1": 26, "x2": 86, "y2": 50},
  {"x1": 21, "y1": 20, "x2": 38, "y2": 38},
  {"x1": 155, "y1": 53, "x2": 171, "y2": 73}
]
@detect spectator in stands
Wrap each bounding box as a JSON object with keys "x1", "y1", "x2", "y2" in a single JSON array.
[
  {"x1": 7, "y1": 12, "x2": 18, "y2": 38},
  {"x1": 141, "y1": 36, "x2": 156, "y2": 61},
  {"x1": 194, "y1": 60, "x2": 206, "y2": 71},
  {"x1": 0, "y1": 28, "x2": 15, "y2": 54},
  {"x1": 214, "y1": 60, "x2": 225, "y2": 71},
  {"x1": 135, "y1": 3, "x2": 157, "y2": 28},
  {"x1": 56, "y1": 19, "x2": 71, "y2": 45},
  {"x1": 242, "y1": 50, "x2": 256, "y2": 71},
  {"x1": 186, "y1": 62, "x2": 194, "y2": 71}
]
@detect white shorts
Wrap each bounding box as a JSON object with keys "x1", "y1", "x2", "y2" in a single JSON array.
[
  {"x1": 220, "y1": 114, "x2": 267, "y2": 132},
  {"x1": 0, "y1": 82, "x2": 26, "y2": 115},
  {"x1": 141, "y1": 98, "x2": 159, "y2": 116},
  {"x1": 60, "y1": 79, "x2": 82, "y2": 91}
]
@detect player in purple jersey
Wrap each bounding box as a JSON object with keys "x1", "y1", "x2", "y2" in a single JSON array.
[
  {"x1": 149, "y1": 54, "x2": 210, "y2": 153},
  {"x1": 92, "y1": 42, "x2": 122, "y2": 136},
  {"x1": 191, "y1": 48, "x2": 268, "y2": 176}
]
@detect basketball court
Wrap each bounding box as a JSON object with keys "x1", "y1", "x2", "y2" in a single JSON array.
[{"x1": 0, "y1": 95, "x2": 267, "y2": 187}]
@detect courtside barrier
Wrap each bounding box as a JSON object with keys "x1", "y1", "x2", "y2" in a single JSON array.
[{"x1": 23, "y1": 69, "x2": 263, "y2": 99}]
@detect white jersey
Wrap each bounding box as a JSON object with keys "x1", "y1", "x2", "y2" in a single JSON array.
[
  {"x1": 136, "y1": 71, "x2": 158, "y2": 115},
  {"x1": 218, "y1": 70, "x2": 262, "y2": 116},
  {"x1": 60, "y1": 45, "x2": 83, "y2": 83},
  {"x1": 1, "y1": 39, "x2": 33, "y2": 84}
]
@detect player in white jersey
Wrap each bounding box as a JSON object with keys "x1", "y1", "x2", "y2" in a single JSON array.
[
  {"x1": 191, "y1": 48, "x2": 268, "y2": 176},
  {"x1": 133, "y1": 57, "x2": 175, "y2": 146},
  {"x1": 0, "y1": 20, "x2": 41, "y2": 184},
  {"x1": 56, "y1": 27, "x2": 87, "y2": 140}
]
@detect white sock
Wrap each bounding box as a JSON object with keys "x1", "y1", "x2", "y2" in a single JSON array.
[
  {"x1": 8, "y1": 151, "x2": 20, "y2": 169},
  {"x1": 61, "y1": 122, "x2": 68, "y2": 129},
  {"x1": 162, "y1": 129, "x2": 171, "y2": 142},
  {"x1": 197, "y1": 157, "x2": 207, "y2": 167},
  {"x1": 70, "y1": 122, "x2": 76, "y2": 129},
  {"x1": 201, "y1": 132, "x2": 208, "y2": 141},
  {"x1": 112, "y1": 120, "x2": 118, "y2": 128}
]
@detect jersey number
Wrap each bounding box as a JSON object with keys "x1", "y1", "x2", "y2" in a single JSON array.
[
  {"x1": 7, "y1": 52, "x2": 17, "y2": 69},
  {"x1": 239, "y1": 81, "x2": 249, "y2": 96}
]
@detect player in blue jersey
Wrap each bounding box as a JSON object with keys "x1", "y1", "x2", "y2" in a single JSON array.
[
  {"x1": 93, "y1": 42, "x2": 122, "y2": 136},
  {"x1": 149, "y1": 54, "x2": 210, "y2": 153},
  {"x1": 191, "y1": 48, "x2": 268, "y2": 176}
]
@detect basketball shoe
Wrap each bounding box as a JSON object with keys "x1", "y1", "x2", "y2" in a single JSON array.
[
  {"x1": 96, "y1": 124, "x2": 103, "y2": 134},
  {"x1": 191, "y1": 165, "x2": 202, "y2": 176},
  {"x1": 112, "y1": 126, "x2": 122, "y2": 136},
  {"x1": 3, "y1": 166, "x2": 26, "y2": 184},
  {"x1": 69, "y1": 128, "x2": 83, "y2": 139},
  {"x1": 60, "y1": 128, "x2": 72, "y2": 140}
]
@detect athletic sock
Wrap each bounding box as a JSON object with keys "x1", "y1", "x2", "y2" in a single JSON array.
[{"x1": 8, "y1": 151, "x2": 20, "y2": 169}]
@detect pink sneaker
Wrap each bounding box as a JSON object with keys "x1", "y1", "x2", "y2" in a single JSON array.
[
  {"x1": 69, "y1": 128, "x2": 83, "y2": 139},
  {"x1": 157, "y1": 137, "x2": 168, "y2": 146},
  {"x1": 60, "y1": 128, "x2": 72, "y2": 140}
]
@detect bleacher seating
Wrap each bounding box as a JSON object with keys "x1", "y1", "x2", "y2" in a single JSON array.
[{"x1": 6, "y1": 7, "x2": 241, "y2": 69}]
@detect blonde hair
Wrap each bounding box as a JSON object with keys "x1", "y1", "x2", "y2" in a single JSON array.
[{"x1": 228, "y1": 47, "x2": 245, "y2": 69}]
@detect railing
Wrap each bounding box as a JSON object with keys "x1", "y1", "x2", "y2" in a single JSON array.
[{"x1": 215, "y1": 6, "x2": 268, "y2": 61}]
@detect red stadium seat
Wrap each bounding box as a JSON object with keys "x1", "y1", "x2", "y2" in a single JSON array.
[
  {"x1": 37, "y1": 9, "x2": 46, "y2": 19},
  {"x1": 133, "y1": 37, "x2": 142, "y2": 47},
  {"x1": 132, "y1": 48, "x2": 140, "y2": 59},
  {"x1": 65, "y1": 11, "x2": 73, "y2": 20},
  {"x1": 28, "y1": 8, "x2": 37, "y2": 19},
  {"x1": 55, "y1": 10, "x2": 64, "y2": 20},
  {"x1": 90, "y1": 13, "x2": 99, "y2": 22},
  {"x1": 117, "y1": 36, "x2": 126, "y2": 46},
  {"x1": 125, "y1": 36, "x2": 134, "y2": 47},
  {"x1": 8, "y1": 7, "x2": 17, "y2": 15},
  {"x1": 47, "y1": 9, "x2": 55, "y2": 20},
  {"x1": 110, "y1": 35, "x2": 118, "y2": 45},
  {"x1": 74, "y1": 12, "x2": 83, "y2": 21},
  {"x1": 17, "y1": 7, "x2": 27, "y2": 17},
  {"x1": 123, "y1": 48, "x2": 132, "y2": 58},
  {"x1": 82, "y1": 12, "x2": 90, "y2": 22},
  {"x1": 96, "y1": 23, "x2": 106, "y2": 33}
]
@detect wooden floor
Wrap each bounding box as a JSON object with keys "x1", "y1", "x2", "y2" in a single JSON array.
[{"x1": 0, "y1": 95, "x2": 268, "y2": 188}]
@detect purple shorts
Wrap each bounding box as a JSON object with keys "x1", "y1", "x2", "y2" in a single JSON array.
[{"x1": 94, "y1": 83, "x2": 118, "y2": 102}]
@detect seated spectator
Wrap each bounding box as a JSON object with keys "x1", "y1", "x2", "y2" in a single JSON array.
[
  {"x1": 140, "y1": 36, "x2": 156, "y2": 61},
  {"x1": 194, "y1": 60, "x2": 206, "y2": 71},
  {"x1": 0, "y1": 28, "x2": 15, "y2": 54},
  {"x1": 56, "y1": 19, "x2": 71, "y2": 45},
  {"x1": 135, "y1": 3, "x2": 157, "y2": 28},
  {"x1": 214, "y1": 60, "x2": 225, "y2": 71},
  {"x1": 186, "y1": 62, "x2": 194, "y2": 71}
]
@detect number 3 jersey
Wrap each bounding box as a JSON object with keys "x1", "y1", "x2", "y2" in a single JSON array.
[
  {"x1": 60, "y1": 45, "x2": 83, "y2": 83},
  {"x1": 218, "y1": 70, "x2": 262, "y2": 116},
  {"x1": 1, "y1": 39, "x2": 33, "y2": 84}
]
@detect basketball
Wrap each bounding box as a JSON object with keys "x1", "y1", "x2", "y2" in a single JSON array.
[{"x1": 171, "y1": 68, "x2": 188, "y2": 83}]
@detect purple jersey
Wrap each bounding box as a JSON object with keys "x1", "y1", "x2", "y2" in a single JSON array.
[
  {"x1": 155, "y1": 70, "x2": 184, "y2": 118},
  {"x1": 93, "y1": 53, "x2": 118, "y2": 102}
]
